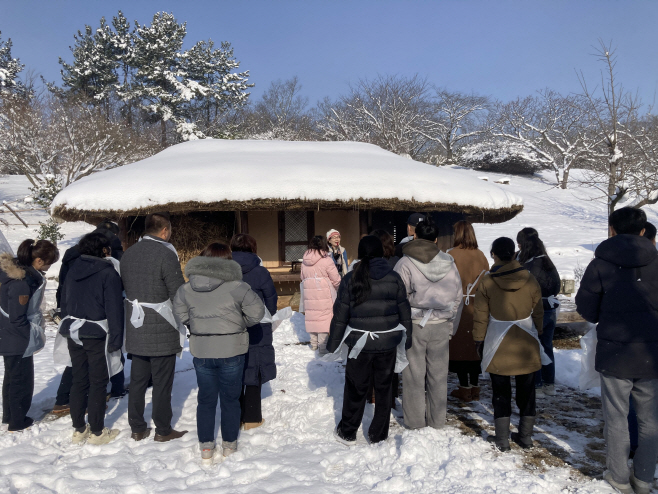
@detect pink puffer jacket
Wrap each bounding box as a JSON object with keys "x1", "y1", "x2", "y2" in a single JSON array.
[{"x1": 301, "y1": 250, "x2": 341, "y2": 333}]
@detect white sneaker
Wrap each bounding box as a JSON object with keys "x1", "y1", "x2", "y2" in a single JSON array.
[
  {"x1": 602, "y1": 471, "x2": 633, "y2": 494},
  {"x1": 543, "y1": 384, "x2": 556, "y2": 396},
  {"x1": 535, "y1": 387, "x2": 545, "y2": 397},
  {"x1": 87, "y1": 428, "x2": 120, "y2": 445},
  {"x1": 72, "y1": 424, "x2": 91, "y2": 444},
  {"x1": 201, "y1": 447, "x2": 215, "y2": 460},
  {"x1": 222, "y1": 440, "x2": 237, "y2": 458},
  {"x1": 630, "y1": 471, "x2": 652, "y2": 494}
]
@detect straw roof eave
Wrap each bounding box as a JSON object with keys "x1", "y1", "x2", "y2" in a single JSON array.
[{"x1": 52, "y1": 198, "x2": 523, "y2": 225}]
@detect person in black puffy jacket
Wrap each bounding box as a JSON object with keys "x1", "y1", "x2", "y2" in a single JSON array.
[
  {"x1": 327, "y1": 235, "x2": 412, "y2": 445},
  {"x1": 230, "y1": 234, "x2": 278, "y2": 431},
  {"x1": 59, "y1": 232, "x2": 124, "y2": 445},
  {"x1": 1, "y1": 239, "x2": 59, "y2": 432},
  {"x1": 516, "y1": 228, "x2": 561, "y2": 396}
]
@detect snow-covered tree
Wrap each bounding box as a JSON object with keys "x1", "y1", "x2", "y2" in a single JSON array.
[
  {"x1": 318, "y1": 75, "x2": 436, "y2": 161},
  {"x1": 425, "y1": 89, "x2": 489, "y2": 164},
  {"x1": 459, "y1": 140, "x2": 542, "y2": 175},
  {"x1": 492, "y1": 89, "x2": 597, "y2": 188},
  {"x1": 0, "y1": 32, "x2": 25, "y2": 94}
]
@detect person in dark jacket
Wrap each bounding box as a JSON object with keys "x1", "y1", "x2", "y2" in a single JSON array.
[
  {"x1": 516, "y1": 228, "x2": 561, "y2": 396},
  {"x1": 575, "y1": 207, "x2": 658, "y2": 494},
  {"x1": 1, "y1": 239, "x2": 59, "y2": 432},
  {"x1": 327, "y1": 236, "x2": 412, "y2": 445},
  {"x1": 59, "y1": 233, "x2": 124, "y2": 445},
  {"x1": 230, "y1": 234, "x2": 278, "y2": 431},
  {"x1": 394, "y1": 213, "x2": 425, "y2": 258},
  {"x1": 121, "y1": 212, "x2": 187, "y2": 443},
  {"x1": 53, "y1": 219, "x2": 126, "y2": 415}
]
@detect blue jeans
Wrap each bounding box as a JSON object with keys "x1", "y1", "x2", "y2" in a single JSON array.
[
  {"x1": 535, "y1": 309, "x2": 556, "y2": 387},
  {"x1": 193, "y1": 355, "x2": 245, "y2": 444}
]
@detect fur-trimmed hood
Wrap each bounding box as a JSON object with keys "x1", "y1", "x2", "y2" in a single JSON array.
[
  {"x1": 185, "y1": 256, "x2": 243, "y2": 292},
  {"x1": 0, "y1": 252, "x2": 25, "y2": 280}
]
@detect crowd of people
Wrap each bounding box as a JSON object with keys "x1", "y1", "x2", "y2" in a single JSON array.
[{"x1": 0, "y1": 209, "x2": 656, "y2": 493}]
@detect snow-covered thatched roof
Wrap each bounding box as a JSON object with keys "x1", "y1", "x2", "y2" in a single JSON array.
[{"x1": 52, "y1": 140, "x2": 523, "y2": 223}]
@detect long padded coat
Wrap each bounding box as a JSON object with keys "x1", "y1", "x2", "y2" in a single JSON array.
[
  {"x1": 301, "y1": 250, "x2": 341, "y2": 334},
  {"x1": 232, "y1": 251, "x2": 278, "y2": 386}
]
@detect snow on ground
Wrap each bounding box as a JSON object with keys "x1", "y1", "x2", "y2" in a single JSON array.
[{"x1": 1, "y1": 171, "x2": 657, "y2": 492}]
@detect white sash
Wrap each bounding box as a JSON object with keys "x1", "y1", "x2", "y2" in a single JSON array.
[
  {"x1": 323, "y1": 323, "x2": 409, "y2": 373},
  {"x1": 464, "y1": 270, "x2": 488, "y2": 306},
  {"x1": 128, "y1": 298, "x2": 187, "y2": 356},
  {"x1": 543, "y1": 295, "x2": 561, "y2": 309},
  {"x1": 481, "y1": 314, "x2": 552, "y2": 373},
  {"x1": 54, "y1": 316, "x2": 123, "y2": 377},
  {"x1": 139, "y1": 236, "x2": 179, "y2": 260}
]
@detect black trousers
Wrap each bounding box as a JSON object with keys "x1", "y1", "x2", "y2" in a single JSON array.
[
  {"x1": 128, "y1": 354, "x2": 176, "y2": 436},
  {"x1": 339, "y1": 349, "x2": 396, "y2": 443},
  {"x1": 490, "y1": 373, "x2": 536, "y2": 419},
  {"x1": 240, "y1": 382, "x2": 262, "y2": 423},
  {"x1": 2, "y1": 355, "x2": 34, "y2": 431},
  {"x1": 56, "y1": 355, "x2": 125, "y2": 406},
  {"x1": 68, "y1": 338, "x2": 109, "y2": 433}
]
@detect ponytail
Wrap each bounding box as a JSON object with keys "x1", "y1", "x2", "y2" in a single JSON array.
[
  {"x1": 17, "y1": 238, "x2": 60, "y2": 267},
  {"x1": 351, "y1": 235, "x2": 384, "y2": 306}
]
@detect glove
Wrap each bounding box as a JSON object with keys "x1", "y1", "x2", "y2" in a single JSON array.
[{"x1": 475, "y1": 341, "x2": 484, "y2": 359}]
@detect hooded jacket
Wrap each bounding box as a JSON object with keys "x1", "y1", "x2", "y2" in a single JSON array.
[
  {"x1": 300, "y1": 250, "x2": 341, "y2": 333},
  {"x1": 394, "y1": 240, "x2": 463, "y2": 328},
  {"x1": 576, "y1": 234, "x2": 658, "y2": 379},
  {"x1": 121, "y1": 235, "x2": 185, "y2": 357},
  {"x1": 173, "y1": 256, "x2": 265, "y2": 359},
  {"x1": 522, "y1": 256, "x2": 561, "y2": 311},
  {"x1": 472, "y1": 260, "x2": 544, "y2": 376},
  {"x1": 326, "y1": 258, "x2": 412, "y2": 354},
  {"x1": 59, "y1": 255, "x2": 124, "y2": 352},
  {"x1": 232, "y1": 251, "x2": 278, "y2": 386},
  {"x1": 0, "y1": 254, "x2": 43, "y2": 356}
]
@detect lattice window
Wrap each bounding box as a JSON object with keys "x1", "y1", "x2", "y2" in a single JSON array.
[
  {"x1": 280, "y1": 210, "x2": 314, "y2": 263},
  {"x1": 285, "y1": 211, "x2": 307, "y2": 242},
  {"x1": 285, "y1": 245, "x2": 307, "y2": 262}
]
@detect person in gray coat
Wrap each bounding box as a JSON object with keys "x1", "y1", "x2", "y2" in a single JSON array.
[
  {"x1": 173, "y1": 242, "x2": 264, "y2": 461},
  {"x1": 120, "y1": 212, "x2": 187, "y2": 443}
]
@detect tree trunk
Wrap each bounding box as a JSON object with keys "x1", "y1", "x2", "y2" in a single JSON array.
[
  {"x1": 560, "y1": 168, "x2": 570, "y2": 189},
  {"x1": 160, "y1": 118, "x2": 167, "y2": 148}
]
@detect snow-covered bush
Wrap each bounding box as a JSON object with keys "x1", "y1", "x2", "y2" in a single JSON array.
[
  {"x1": 29, "y1": 176, "x2": 62, "y2": 208},
  {"x1": 459, "y1": 141, "x2": 542, "y2": 175},
  {"x1": 36, "y1": 217, "x2": 64, "y2": 245}
]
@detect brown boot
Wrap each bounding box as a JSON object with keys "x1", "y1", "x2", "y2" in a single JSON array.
[
  {"x1": 449, "y1": 386, "x2": 473, "y2": 402},
  {"x1": 51, "y1": 404, "x2": 71, "y2": 415},
  {"x1": 154, "y1": 429, "x2": 188, "y2": 442},
  {"x1": 471, "y1": 386, "x2": 481, "y2": 401},
  {"x1": 131, "y1": 428, "x2": 152, "y2": 441},
  {"x1": 242, "y1": 419, "x2": 265, "y2": 431}
]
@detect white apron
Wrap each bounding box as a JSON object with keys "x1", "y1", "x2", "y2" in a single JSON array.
[
  {"x1": 324, "y1": 323, "x2": 409, "y2": 373},
  {"x1": 481, "y1": 314, "x2": 552, "y2": 373},
  {"x1": 0, "y1": 276, "x2": 47, "y2": 358},
  {"x1": 128, "y1": 298, "x2": 187, "y2": 357},
  {"x1": 54, "y1": 316, "x2": 123, "y2": 377}
]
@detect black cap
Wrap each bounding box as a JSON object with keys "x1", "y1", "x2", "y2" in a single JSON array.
[{"x1": 406, "y1": 213, "x2": 426, "y2": 227}]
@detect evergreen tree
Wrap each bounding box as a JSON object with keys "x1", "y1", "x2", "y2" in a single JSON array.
[
  {"x1": 110, "y1": 11, "x2": 136, "y2": 125},
  {"x1": 59, "y1": 19, "x2": 118, "y2": 117},
  {"x1": 0, "y1": 32, "x2": 25, "y2": 94}
]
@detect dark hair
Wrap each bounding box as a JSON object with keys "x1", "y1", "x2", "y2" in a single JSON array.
[
  {"x1": 230, "y1": 233, "x2": 257, "y2": 254},
  {"x1": 644, "y1": 222, "x2": 657, "y2": 242},
  {"x1": 453, "y1": 220, "x2": 478, "y2": 250},
  {"x1": 370, "y1": 229, "x2": 395, "y2": 259},
  {"x1": 609, "y1": 207, "x2": 647, "y2": 235},
  {"x1": 352, "y1": 236, "x2": 384, "y2": 306},
  {"x1": 17, "y1": 239, "x2": 60, "y2": 267},
  {"x1": 491, "y1": 237, "x2": 516, "y2": 262},
  {"x1": 144, "y1": 212, "x2": 171, "y2": 236},
  {"x1": 307, "y1": 235, "x2": 329, "y2": 257},
  {"x1": 415, "y1": 220, "x2": 439, "y2": 242},
  {"x1": 200, "y1": 242, "x2": 232, "y2": 259},
  {"x1": 96, "y1": 219, "x2": 120, "y2": 235},
  {"x1": 516, "y1": 227, "x2": 556, "y2": 271},
  {"x1": 79, "y1": 232, "x2": 111, "y2": 258}
]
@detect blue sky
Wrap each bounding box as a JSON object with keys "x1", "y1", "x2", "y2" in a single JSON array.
[{"x1": 2, "y1": 0, "x2": 657, "y2": 107}]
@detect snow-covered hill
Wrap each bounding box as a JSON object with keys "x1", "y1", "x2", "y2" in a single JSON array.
[{"x1": 0, "y1": 171, "x2": 655, "y2": 493}]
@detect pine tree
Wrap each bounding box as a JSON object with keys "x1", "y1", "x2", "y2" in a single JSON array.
[
  {"x1": 59, "y1": 19, "x2": 118, "y2": 117},
  {"x1": 0, "y1": 32, "x2": 25, "y2": 94},
  {"x1": 110, "y1": 11, "x2": 136, "y2": 125}
]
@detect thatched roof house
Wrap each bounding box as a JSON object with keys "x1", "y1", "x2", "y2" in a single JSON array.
[{"x1": 52, "y1": 140, "x2": 522, "y2": 287}]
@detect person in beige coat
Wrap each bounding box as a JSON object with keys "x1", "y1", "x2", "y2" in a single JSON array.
[
  {"x1": 448, "y1": 221, "x2": 490, "y2": 403},
  {"x1": 472, "y1": 237, "x2": 544, "y2": 452}
]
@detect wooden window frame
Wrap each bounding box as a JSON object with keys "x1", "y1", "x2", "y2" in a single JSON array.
[{"x1": 278, "y1": 210, "x2": 315, "y2": 264}]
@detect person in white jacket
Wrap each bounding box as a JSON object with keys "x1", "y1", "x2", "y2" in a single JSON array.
[{"x1": 394, "y1": 220, "x2": 462, "y2": 429}]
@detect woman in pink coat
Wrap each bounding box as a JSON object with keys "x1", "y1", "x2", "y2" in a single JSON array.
[{"x1": 301, "y1": 236, "x2": 341, "y2": 354}]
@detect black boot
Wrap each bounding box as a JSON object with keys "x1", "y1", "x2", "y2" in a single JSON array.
[
  {"x1": 486, "y1": 417, "x2": 511, "y2": 452},
  {"x1": 511, "y1": 416, "x2": 535, "y2": 449}
]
